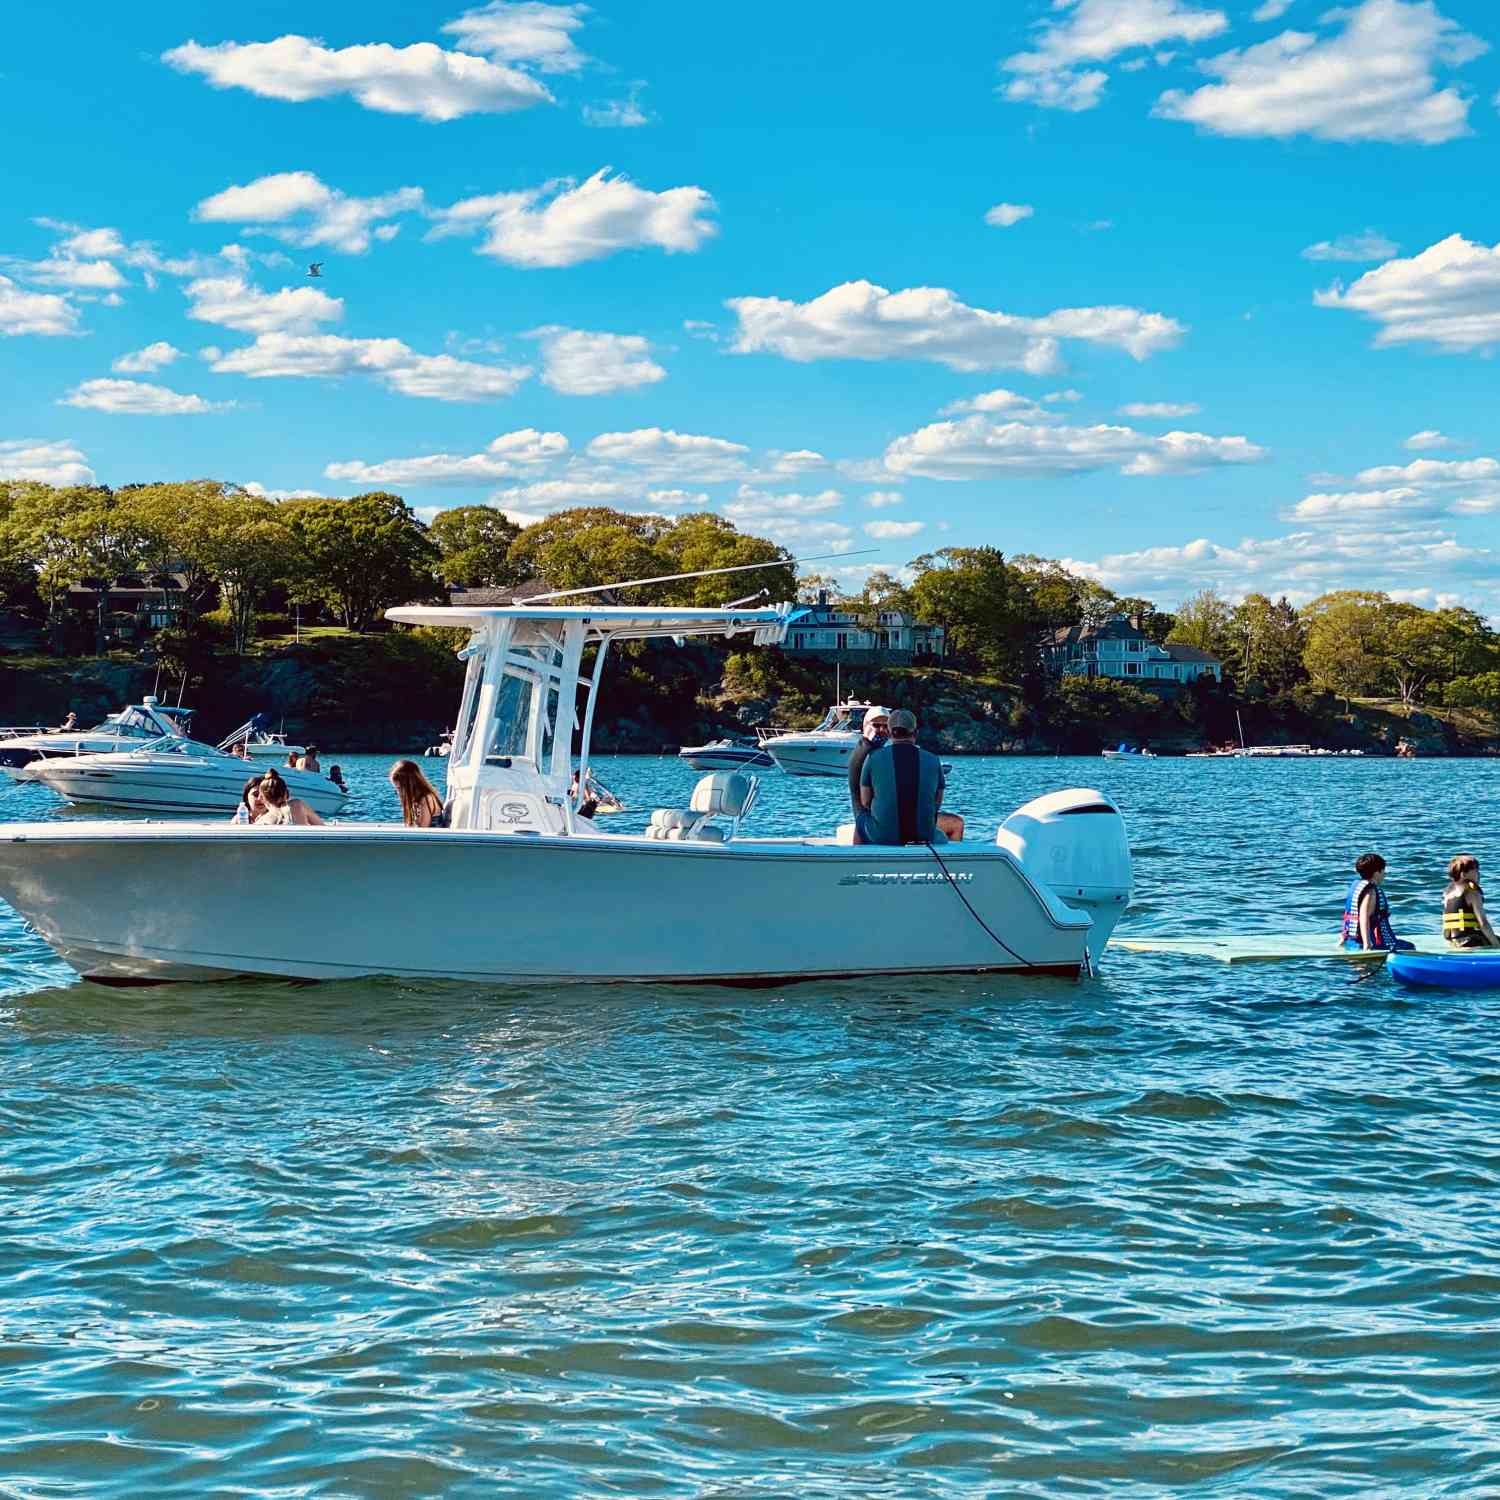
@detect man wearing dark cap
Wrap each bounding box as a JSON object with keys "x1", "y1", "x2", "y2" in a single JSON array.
[{"x1": 857, "y1": 707, "x2": 946, "y2": 845}]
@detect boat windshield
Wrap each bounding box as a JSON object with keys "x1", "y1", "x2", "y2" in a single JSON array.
[{"x1": 484, "y1": 624, "x2": 567, "y2": 772}]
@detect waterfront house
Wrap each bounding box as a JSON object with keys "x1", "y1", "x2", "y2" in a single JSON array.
[
  {"x1": 784, "y1": 592, "x2": 947, "y2": 664},
  {"x1": 1044, "y1": 615, "x2": 1221, "y2": 684}
]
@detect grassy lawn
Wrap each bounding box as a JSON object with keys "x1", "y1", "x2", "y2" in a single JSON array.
[{"x1": 250, "y1": 624, "x2": 359, "y2": 651}]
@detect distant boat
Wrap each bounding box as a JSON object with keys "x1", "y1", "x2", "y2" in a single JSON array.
[
  {"x1": 1101, "y1": 744, "x2": 1155, "y2": 760},
  {"x1": 757, "y1": 699, "x2": 880, "y2": 778},
  {"x1": 678, "y1": 737, "x2": 773, "y2": 772},
  {"x1": 0, "y1": 696, "x2": 197, "y2": 772}
]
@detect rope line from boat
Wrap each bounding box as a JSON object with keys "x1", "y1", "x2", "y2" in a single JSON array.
[{"x1": 920, "y1": 839, "x2": 1036, "y2": 972}]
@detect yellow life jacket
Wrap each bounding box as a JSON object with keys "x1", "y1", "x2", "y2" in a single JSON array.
[{"x1": 1443, "y1": 881, "x2": 1483, "y2": 938}]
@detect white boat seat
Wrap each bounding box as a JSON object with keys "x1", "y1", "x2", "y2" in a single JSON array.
[{"x1": 646, "y1": 772, "x2": 758, "y2": 842}]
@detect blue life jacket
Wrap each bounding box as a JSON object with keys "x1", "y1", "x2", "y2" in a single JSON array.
[{"x1": 1342, "y1": 877, "x2": 1397, "y2": 948}]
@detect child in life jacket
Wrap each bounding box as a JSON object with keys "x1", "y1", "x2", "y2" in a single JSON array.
[
  {"x1": 1341, "y1": 852, "x2": 1414, "y2": 951},
  {"x1": 1443, "y1": 855, "x2": 1498, "y2": 948}
]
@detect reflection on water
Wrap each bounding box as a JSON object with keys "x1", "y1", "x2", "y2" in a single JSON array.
[{"x1": 1, "y1": 756, "x2": 1498, "y2": 1495}]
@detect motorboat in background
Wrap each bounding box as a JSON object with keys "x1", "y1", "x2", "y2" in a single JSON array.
[
  {"x1": 0, "y1": 697, "x2": 197, "y2": 771},
  {"x1": 1101, "y1": 744, "x2": 1156, "y2": 760},
  {"x1": 678, "y1": 736, "x2": 774, "y2": 772},
  {"x1": 0, "y1": 598, "x2": 1132, "y2": 986},
  {"x1": 18, "y1": 737, "x2": 350, "y2": 817},
  {"x1": 756, "y1": 699, "x2": 881, "y2": 778},
  {"x1": 218, "y1": 717, "x2": 306, "y2": 761}
]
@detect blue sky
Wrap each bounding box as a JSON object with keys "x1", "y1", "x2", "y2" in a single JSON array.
[{"x1": 3, "y1": 0, "x2": 1499, "y2": 612}]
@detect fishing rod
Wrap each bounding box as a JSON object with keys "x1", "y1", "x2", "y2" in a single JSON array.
[{"x1": 520, "y1": 548, "x2": 878, "y2": 605}]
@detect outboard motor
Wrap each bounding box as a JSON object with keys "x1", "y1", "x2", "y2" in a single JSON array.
[{"x1": 996, "y1": 789, "x2": 1132, "y2": 966}]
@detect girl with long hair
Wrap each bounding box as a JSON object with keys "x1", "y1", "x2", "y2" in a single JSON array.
[
  {"x1": 257, "y1": 769, "x2": 324, "y2": 826},
  {"x1": 389, "y1": 759, "x2": 446, "y2": 827}
]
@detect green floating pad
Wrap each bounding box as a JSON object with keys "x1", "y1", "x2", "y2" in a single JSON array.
[{"x1": 1108, "y1": 934, "x2": 1453, "y2": 964}]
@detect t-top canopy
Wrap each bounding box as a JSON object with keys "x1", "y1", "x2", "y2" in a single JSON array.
[{"x1": 386, "y1": 602, "x2": 794, "y2": 645}]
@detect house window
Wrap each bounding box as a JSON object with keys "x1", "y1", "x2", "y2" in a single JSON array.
[
  {"x1": 1125, "y1": 662, "x2": 1140, "y2": 675},
  {"x1": 1126, "y1": 638, "x2": 1142, "y2": 652}
]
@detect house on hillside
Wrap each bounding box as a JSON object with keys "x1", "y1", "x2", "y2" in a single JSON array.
[
  {"x1": 783, "y1": 591, "x2": 946, "y2": 664},
  {"x1": 1044, "y1": 614, "x2": 1221, "y2": 685},
  {"x1": 64, "y1": 573, "x2": 191, "y2": 644}
]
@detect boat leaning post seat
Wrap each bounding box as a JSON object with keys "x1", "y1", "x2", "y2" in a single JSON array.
[{"x1": 646, "y1": 772, "x2": 759, "y2": 844}]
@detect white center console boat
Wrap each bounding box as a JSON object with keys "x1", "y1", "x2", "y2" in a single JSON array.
[{"x1": 0, "y1": 603, "x2": 1131, "y2": 986}]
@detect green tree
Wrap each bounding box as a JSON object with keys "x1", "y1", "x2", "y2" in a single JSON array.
[
  {"x1": 1301, "y1": 590, "x2": 1390, "y2": 708},
  {"x1": 1168, "y1": 587, "x2": 1235, "y2": 661},
  {"x1": 281, "y1": 492, "x2": 441, "y2": 632},
  {"x1": 657, "y1": 512, "x2": 795, "y2": 606},
  {"x1": 908, "y1": 546, "x2": 1022, "y2": 675},
  {"x1": 0, "y1": 484, "x2": 149, "y2": 652},
  {"x1": 429, "y1": 505, "x2": 525, "y2": 589},
  {"x1": 507, "y1": 507, "x2": 674, "y2": 598},
  {"x1": 195, "y1": 494, "x2": 292, "y2": 653},
  {"x1": 1446, "y1": 672, "x2": 1500, "y2": 714},
  {"x1": 116, "y1": 480, "x2": 242, "y2": 616}
]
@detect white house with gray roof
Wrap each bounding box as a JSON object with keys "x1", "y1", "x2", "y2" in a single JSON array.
[{"x1": 1044, "y1": 615, "x2": 1221, "y2": 684}]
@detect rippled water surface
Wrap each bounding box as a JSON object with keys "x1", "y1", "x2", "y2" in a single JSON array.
[{"x1": 2, "y1": 754, "x2": 1499, "y2": 1497}]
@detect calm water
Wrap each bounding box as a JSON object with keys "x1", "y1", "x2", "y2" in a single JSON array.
[{"x1": 1, "y1": 755, "x2": 1498, "y2": 1497}]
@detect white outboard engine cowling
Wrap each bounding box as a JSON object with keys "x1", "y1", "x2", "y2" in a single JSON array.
[{"x1": 996, "y1": 788, "x2": 1132, "y2": 966}]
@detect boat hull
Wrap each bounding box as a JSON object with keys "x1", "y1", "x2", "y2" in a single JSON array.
[
  {"x1": 0, "y1": 823, "x2": 1115, "y2": 985},
  {"x1": 20, "y1": 757, "x2": 348, "y2": 816},
  {"x1": 678, "y1": 748, "x2": 774, "y2": 772},
  {"x1": 761, "y1": 735, "x2": 858, "y2": 778},
  {"x1": 1389, "y1": 950, "x2": 1500, "y2": 990}
]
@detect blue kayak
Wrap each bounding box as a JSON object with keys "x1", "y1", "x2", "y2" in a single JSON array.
[{"x1": 1389, "y1": 949, "x2": 1500, "y2": 990}]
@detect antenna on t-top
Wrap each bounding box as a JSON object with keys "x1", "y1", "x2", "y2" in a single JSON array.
[{"x1": 521, "y1": 548, "x2": 877, "y2": 605}]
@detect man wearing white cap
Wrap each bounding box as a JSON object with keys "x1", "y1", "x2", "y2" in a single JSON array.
[{"x1": 846, "y1": 705, "x2": 890, "y2": 820}]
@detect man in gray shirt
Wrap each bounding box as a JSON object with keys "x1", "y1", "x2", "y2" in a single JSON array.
[{"x1": 857, "y1": 708, "x2": 946, "y2": 845}]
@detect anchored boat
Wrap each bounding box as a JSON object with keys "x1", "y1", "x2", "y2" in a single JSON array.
[
  {"x1": 757, "y1": 699, "x2": 882, "y2": 778},
  {"x1": 0, "y1": 602, "x2": 1131, "y2": 985},
  {"x1": 0, "y1": 696, "x2": 197, "y2": 771}
]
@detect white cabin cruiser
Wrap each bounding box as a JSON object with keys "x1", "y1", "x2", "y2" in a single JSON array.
[
  {"x1": 15, "y1": 736, "x2": 347, "y2": 817},
  {"x1": 0, "y1": 603, "x2": 1131, "y2": 986},
  {"x1": 0, "y1": 696, "x2": 197, "y2": 772},
  {"x1": 757, "y1": 699, "x2": 881, "y2": 778},
  {"x1": 678, "y1": 736, "x2": 774, "y2": 772},
  {"x1": 218, "y1": 717, "x2": 306, "y2": 761}
]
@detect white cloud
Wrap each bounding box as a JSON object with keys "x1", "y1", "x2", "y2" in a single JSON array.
[
  {"x1": 985, "y1": 202, "x2": 1034, "y2": 227},
  {"x1": 112, "y1": 341, "x2": 182, "y2": 373},
  {"x1": 1045, "y1": 388, "x2": 1084, "y2": 402},
  {"x1": 865, "y1": 490, "x2": 903, "y2": 508},
  {"x1": 0, "y1": 438, "x2": 94, "y2": 485},
  {"x1": 430, "y1": 169, "x2": 716, "y2": 268},
  {"x1": 324, "y1": 429, "x2": 568, "y2": 485},
  {"x1": 1002, "y1": 0, "x2": 1229, "y2": 112},
  {"x1": 60, "y1": 378, "x2": 228, "y2": 415},
  {"x1": 243, "y1": 481, "x2": 325, "y2": 500},
  {"x1": 942, "y1": 387, "x2": 1053, "y2": 419},
  {"x1": 1252, "y1": 0, "x2": 1294, "y2": 19},
  {"x1": 582, "y1": 85, "x2": 650, "y2": 127},
  {"x1": 442, "y1": 2, "x2": 590, "y2": 71},
  {"x1": 186, "y1": 274, "x2": 343, "y2": 334},
  {"x1": 769, "y1": 449, "x2": 827, "y2": 474},
  {"x1": 739, "y1": 518, "x2": 854, "y2": 548},
  {"x1": 1301, "y1": 229, "x2": 1399, "y2": 261},
  {"x1": 644, "y1": 488, "x2": 709, "y2": 509},
  {"x1": 22, "y1": 256, "x2": 126, "y2": 290},
  {"x1": 1354, "y1": 455, "x2": 1499, "y2": 486},
  {"x1": 1064, "y1": 525, "x2": 1498, "y2": 609},
  {"x1": 882, "y1": 415, "x2": 1266, "y2": 480},
  {"x1": 727, "y1": 280, "x2": 1184, "y2": 374},
  {"x1": 530, "y1": 326, "x2": 666, "y2": 395},
  {"x1": 194, "y1": 172, "x2": 424, "y2": 253},
  {"x1": 725, "y1": 486, "x2": 843, "y2": 522},
  {"x1": 491, "y1": 478, "x2": 636, "y2": 520},
  {"x1": 162, "y1": 34, "x2": 551, "y2": 122},
  {"x1": 1315, "y1": 234, "x2": 1500, "y2": 353},
  {"x1": 1155, "y1": 0, "x2": 1487, "y2": 145},
  {"x1": 865, "y1": 519, "x2": 925, "y2": 540},
  {"x1": 0, "y1": 274, "x2": 79, "y2": 336},
  {"x1": 1119, "y1": 400, "x2": 1201, "y2": 417},
  {"x1": 585, "y1": 427, "x2": 749, "y2": 480},
  {"x1": 208, "y1": 333, "x2": 531, "y2": 401},
  {"x1": 1404, "y1": 428, "x2": 1457, "y2": 450}
]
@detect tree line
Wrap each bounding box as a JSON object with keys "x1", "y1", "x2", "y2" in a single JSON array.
[
  {"x1": 2, "y1": 484, "x2": 1495, "y2": 716},
  {"x1": 0, "y1": 483, "x2": 794, "y2": 657}
]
